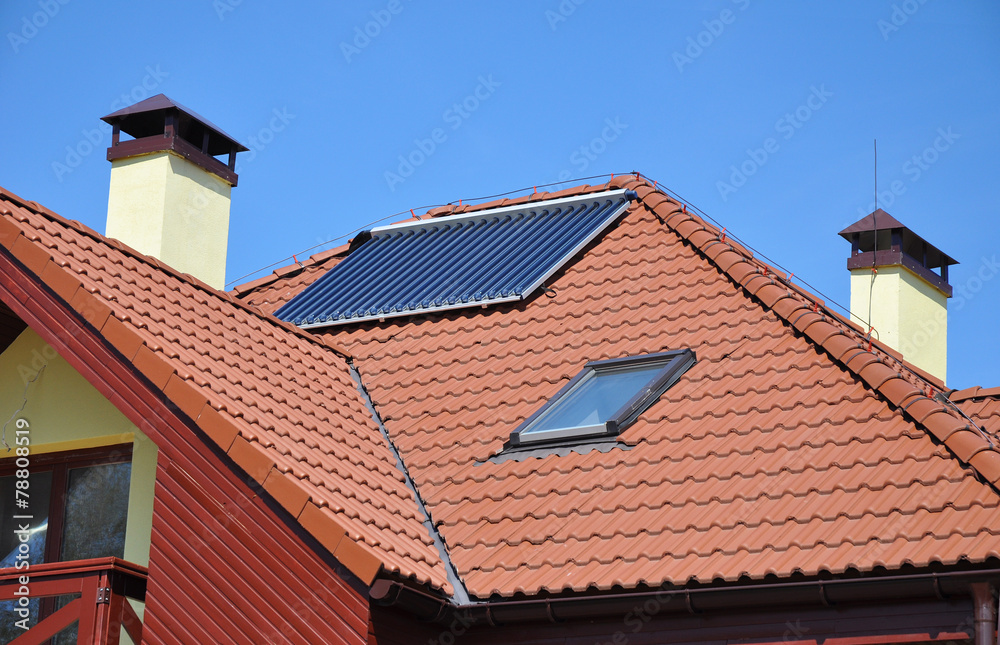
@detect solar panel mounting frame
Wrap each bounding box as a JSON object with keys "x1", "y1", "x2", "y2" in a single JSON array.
[{"x1": 283, "y1": 188, "x2": 635, "y2": 328}]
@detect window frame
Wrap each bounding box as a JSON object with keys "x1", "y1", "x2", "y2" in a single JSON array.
[
  {"x1": 0, "y1": 444, "x2": 132, "y2": 565},
  {"x1": 506, "y1": 349, "x2": 696, "y2": 448},
  {"x1": 0, "y1": 444, "x2": 133, "y2": 639}
]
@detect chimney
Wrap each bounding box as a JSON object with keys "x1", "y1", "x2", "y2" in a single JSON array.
[
  {"x1": 102, "y1": 95, "x2": 247, "y2": 289},
  {"x1": 839, "y1": 210, "x2": 958, "y2": 383}
]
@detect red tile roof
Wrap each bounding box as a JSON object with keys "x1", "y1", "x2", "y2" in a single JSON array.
[
  {"x1": 5, "y1": 172, "x2": 999, "y2": 605},
  {"x1": 234, "y1": 245, "x2": 346, "y2": 314},
  {"x1": 247, "y1": 176, "x2": 999, "y2": 599},
  {"x1": 0, "y1": 186, "x2": 451, "y2": 593},
  {"x1": 951, "y1": 386, "x2": 1000, "y2": 451}
]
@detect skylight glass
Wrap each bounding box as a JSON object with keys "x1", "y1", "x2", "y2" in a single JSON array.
[
  {"x1": 506, "y1": 349, "x2": 696, "y2": 448},
  {"x1": 523, "y1": 363, "x2": 665, "y2": 435}
]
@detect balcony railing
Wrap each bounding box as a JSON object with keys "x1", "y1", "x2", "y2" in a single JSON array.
[{"x1": 0, "y1": 557, "x2": 146, "y2": 645}]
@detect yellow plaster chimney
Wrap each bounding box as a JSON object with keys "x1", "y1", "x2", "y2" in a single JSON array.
[
  {"x1": 840, "y1": 210, "x2": 958, "y2": 383},
  {"x1": 102, "y1": 95, "x2": 247, "y2": 289}
]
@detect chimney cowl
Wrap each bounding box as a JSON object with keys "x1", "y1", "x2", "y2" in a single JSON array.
[
  {"x1": 840, "y1": 209, "x2": 958, "y2": 384},
  {"x1": 839, "y1": 209, "x2": 958, "y2": 297},
  {"x1": 102, "y1": 94, "x2": 248, "y2": 187}
]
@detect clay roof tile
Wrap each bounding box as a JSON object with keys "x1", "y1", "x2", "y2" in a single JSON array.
[
  {"x1": 12, "y1": 176, "x2": 995, "y2": 603},
  {"x1": 287, "y1": 178, "x2": 1000, "y2": 598},
  {"x1": 0, "y1": 189, "x2": 450, "y2": 592}
]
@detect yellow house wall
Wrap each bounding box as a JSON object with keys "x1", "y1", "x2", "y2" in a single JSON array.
[
  {"x1": 849, "y1": 265, "x2": 948, "y2": 383},
  {"x1": 0, "y1": 328, "x2": 157, "y2": 567},
  {"x1": 106, "y1": 151, "x2": 232, "y2": 289}
]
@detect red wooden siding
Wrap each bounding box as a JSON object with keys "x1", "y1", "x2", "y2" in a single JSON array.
[
  {"x1": 143, "y1": 453, "x2": 370, "y2": 644},
  {"x1": 0, "y1": 249, "x2": 372, "y2": 645}
]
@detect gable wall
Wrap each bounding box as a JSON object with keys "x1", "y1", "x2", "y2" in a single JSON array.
[
  {"x1": 0, "y1": 327, "x2": 157, "y2": 567},
  {"x1": 143, "y1": 451, "x2": 370, "y2": 644}
]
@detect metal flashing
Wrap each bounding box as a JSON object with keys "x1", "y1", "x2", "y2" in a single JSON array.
[
  {"x1": 348, "y1": 361, "x2": 472, "y2": 605},
  {"x1": 370, "y1": 189, "x2": 632, "y2": 235},
  {"x1": 484, "y1": 438, "x2": 629, "y2": 464}
]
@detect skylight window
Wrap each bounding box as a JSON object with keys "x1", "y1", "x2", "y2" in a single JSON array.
[{"x1": 506, "y1": 349, "x2": 696, "y2": 448}]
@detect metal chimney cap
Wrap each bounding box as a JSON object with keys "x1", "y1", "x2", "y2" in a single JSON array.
[
  {"x1": 102, "y1": 94, "x2": 248, "y2": 186},
  {"x1": 840, "y1": 209, "x2": 958, "y2": 297},
  {"x1": 102, "y1": 94, "x2": 248, "y2": 154}
]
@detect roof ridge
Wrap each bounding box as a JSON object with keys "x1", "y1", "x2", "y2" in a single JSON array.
[
  {"x1": 613, "y1": 176, "x2": 1000, "y2": 488},
  {"x1": 0, "y1": 185, "x2": 355, "y2": 361},
  {"x1": 950, "y1": 386, "x2": 1000, "y2": 402}
]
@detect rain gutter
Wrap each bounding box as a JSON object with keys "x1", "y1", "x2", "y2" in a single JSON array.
[{"x1": 370, "y1": 567, "x2": 1000, "y2": 629}]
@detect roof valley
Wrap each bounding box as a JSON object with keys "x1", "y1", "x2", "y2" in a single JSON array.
[{"x1": 347, "y1": 359, "x2": 473, "y2": 604}]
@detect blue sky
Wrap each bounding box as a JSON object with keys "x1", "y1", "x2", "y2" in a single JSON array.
[{"x1": 1, "y1": 1, "x2": 997, "y2": 388}]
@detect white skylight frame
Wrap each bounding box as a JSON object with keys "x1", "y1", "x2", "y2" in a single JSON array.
[{"x1": 505, "y1": 349, "x2": 696, "y2": 449}]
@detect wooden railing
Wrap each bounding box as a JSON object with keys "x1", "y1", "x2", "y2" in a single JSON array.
[{"x1": 0, "y1": 557, "x2": 146, "y2": 645}]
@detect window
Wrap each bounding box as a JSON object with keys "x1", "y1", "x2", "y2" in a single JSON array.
[
  {"x1": 0, "y1": 445, "x2": 132, "y2": 568},
  {"x1": 506, "y1": 350, "x2": 695, "y2": 448},
  {"x1": 0, "y1": 445, "x2": 132, "y2": 642}
]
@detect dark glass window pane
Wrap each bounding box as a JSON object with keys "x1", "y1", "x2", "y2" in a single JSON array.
[
  {"x1": 0, "y1": 471, "x2": 52, "y2": 568},
  {"x1": 0, "y1": 598, "x2": 41, "y2": 642},
  {"x1": 524, "y1": 362, "x2": 664, "y2": 434},
  {"x1": 60, "y1": 462, "x2": 131, "y2": 561},
  {"x1": 0, "y1": 472, "x2": 52, "y2": 643}
]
